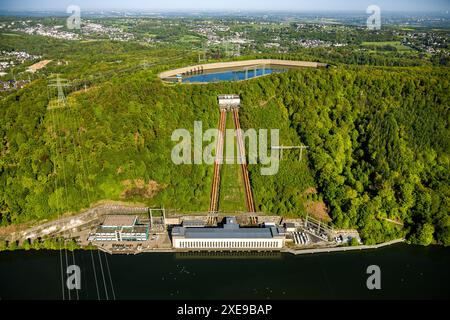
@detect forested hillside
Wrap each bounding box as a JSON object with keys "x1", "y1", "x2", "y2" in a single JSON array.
[
  {"x1": 239, "y1": 67, "x2": 449, "y2": 245},
  {"x1": 0, "y1": 64, "x2": 448, "y2": 245}
]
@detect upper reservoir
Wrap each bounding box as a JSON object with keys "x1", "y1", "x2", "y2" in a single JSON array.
[
  {"x1": 158, "y1": 59, "x2": 328, "y2": 84},
  {"x1": 182, "y1": 67, "x2": 287, "y2": 83}
]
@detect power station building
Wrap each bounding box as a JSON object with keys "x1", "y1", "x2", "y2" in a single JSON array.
[
  {"x1": 171, "y1": 217, "x2": 286, "y2": 250},
  {"x1": 88, "y1": 215, "x2": 149, "y2": 242}
]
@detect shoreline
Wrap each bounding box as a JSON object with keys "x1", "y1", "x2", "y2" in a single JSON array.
[
  {"x1": 100, "y1": 238, "x2": 406, "y2": 256},
  {"x1": 282, "y1": 238, "x2": 406, "y2": 255},
  {"x1": 1, "y1": 238, "x2": 407, "y2": 256}
]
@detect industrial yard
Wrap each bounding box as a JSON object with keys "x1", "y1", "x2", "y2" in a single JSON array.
[{"x1": 3, "y1": 201, "x2": 363, "y2": 255}]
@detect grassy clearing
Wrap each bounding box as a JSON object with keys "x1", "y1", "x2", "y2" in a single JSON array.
[
  {"x1": 180, "y1": 35, "x2": 202, "y2": 43},
  {"x1": 361, "y1": 41, "x2": 412, "y2": 51}
]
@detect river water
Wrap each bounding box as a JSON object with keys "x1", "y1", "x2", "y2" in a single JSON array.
[{"x1": 0, "y1": 244, "x2": 449, "y2": 300}]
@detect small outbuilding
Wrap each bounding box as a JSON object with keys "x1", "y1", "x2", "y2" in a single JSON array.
[{"x1": 284, "y1": 223, "x2": 296, "y2": 233}]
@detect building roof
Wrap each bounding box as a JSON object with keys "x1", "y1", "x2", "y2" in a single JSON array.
[
  {"x1": 172, "y1": 227, "x2": 280, "y2": 239},
  {"x1": 172, "y1": 216, "x2": 285, "y2": 239},
  {"x1": 102, "y1": 215, "x2": 137, "y2": 227},
  {"x1": 183, "y1": 220, "x2": 205, "y2": 228},
  {"x1": 223, "y1": 217, "x2": 239, "y2": 230},
  {"x1": 218, "y1": 94, "x2": 240, "y2": 99},
  {"x1": 96, "y1": 225, "x2": 148, "y2": 234},
  {"x1": 218, "y1": 94, "x2": 240, "y2": 107},
  {"x1": 284, "y1": 223, "x2": 296, "y2": 228}
]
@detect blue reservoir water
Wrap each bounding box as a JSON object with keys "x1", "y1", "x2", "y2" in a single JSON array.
[{"x1": 182, "y1": 68, "x2": 286, "y2": 83}]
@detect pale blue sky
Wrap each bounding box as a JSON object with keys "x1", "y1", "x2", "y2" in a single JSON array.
[{"x1": 1, "y1": 0, "x2": 449, "y2": 12}]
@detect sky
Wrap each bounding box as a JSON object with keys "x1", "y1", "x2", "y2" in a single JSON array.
[{"x1": 0, "y1": 0, "x2": 449, "y2": 12}]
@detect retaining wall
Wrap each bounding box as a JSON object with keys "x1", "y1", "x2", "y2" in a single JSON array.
[{"x1": 158, "y1": 59, "x2": 328, "y2": 79}]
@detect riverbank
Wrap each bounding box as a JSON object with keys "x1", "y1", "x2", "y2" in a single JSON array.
[
  {"x1": 1, "y1": 237, "x2": 407, "y2": 256},
  {"x1": 282, "y1": 239, "x2": 406, "y2": 255},
  {"x1": 96, "y1": 238, "x2": 406, "y2": 255}
]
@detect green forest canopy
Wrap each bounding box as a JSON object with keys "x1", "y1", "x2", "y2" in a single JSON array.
[{"x1": 0, "y1": 59, "x2": 449, "y2": 246}]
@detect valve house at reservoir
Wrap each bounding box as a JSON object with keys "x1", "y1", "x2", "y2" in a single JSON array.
[
  {"x1": 171, "y1": 217, "x2": 286, "y2": 250},
  {"x1": 218, "y1": 94, "x2": 240, "y2": 110}
]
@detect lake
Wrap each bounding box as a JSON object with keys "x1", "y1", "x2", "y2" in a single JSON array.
[{"x1": 0, "y1": 244, "x2": 449, "y2": 299}]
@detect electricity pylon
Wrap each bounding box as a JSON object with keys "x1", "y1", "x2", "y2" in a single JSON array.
[
  {"x1": 47, "y1": 74, "x2": 71, "y2": 110},
  {"x1": 271, "y1": 145, "x2": 309, "y2": 161},
  {"x1": 198, "y1": 42, "x2": 207, "y2": 62}
]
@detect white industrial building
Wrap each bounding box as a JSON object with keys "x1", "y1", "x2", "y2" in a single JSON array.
[
  {"x1": 88, "y1": 215, "x2": 149, "y2": 242},
  {"x1": 218, "y1": 94, "x2": 240, "y2": 110},
  {"x1": 172, "y1": 217, "x2": 286, "y2": 250}
]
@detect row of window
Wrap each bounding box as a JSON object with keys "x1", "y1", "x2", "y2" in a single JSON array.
[
  {"x1": 96, "y1": 232, "x2": 146, "y2": 236},
  {"x1": 90, "y1": 235, "x2": 147, "y2": 241},
  {"x1": 177, "y1": 240, "x2": 280, "y2": 249}
]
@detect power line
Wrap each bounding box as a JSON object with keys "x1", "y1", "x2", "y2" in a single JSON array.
[
  {"x1": 43, "y1": 51, "x2": 183, "y2": 299},
  {"x1": 64, "y1": 85, "x2": 102, "y2": 301},
  {"x1": 49, "y1": 74, "x2": 106, "y2": 301},
  {"x1": 71, "y1": 249, "x2": 80, "y2": 300},
  {"x1": 104, "y1": 253, "x2": 116, "y2": 300},
  {"x1": 58, "y1": 240, "x2": 65, "y2": 300},
  {"x1": 48, "y1": 74, "x2": 85, "y2": 301},
  {"x1": 90, "y1": 250, "x2": 101, "y2": 300},
  {"x1": 64, "y1": 240, "x2": 71, "y2": 300},
  {"x1": 47, "y1": 80, "x2": 67, "y2": 300},
  {"x1": 50, "y1": 76, "x2": 73, "y2": 300},
  {"x1": 271, "y1": 145, "x2": 309, "y2": 161},
  {"x1": 97, "y1": 250, "x2": 109, "y2": 300},
  {"x1": 63, "y1": 90, "x2": 104, "y2": 301},
  {"x1": 51, "y1": 77, "x2": 123, "y2": 302},
  {"x1": 63, "y1": 88, "x2": 112, "y2": 301}
]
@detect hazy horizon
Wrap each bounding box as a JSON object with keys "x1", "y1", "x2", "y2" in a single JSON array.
[{"x1": 1, "y1": 0, "x2": 449, "y2": 13}]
